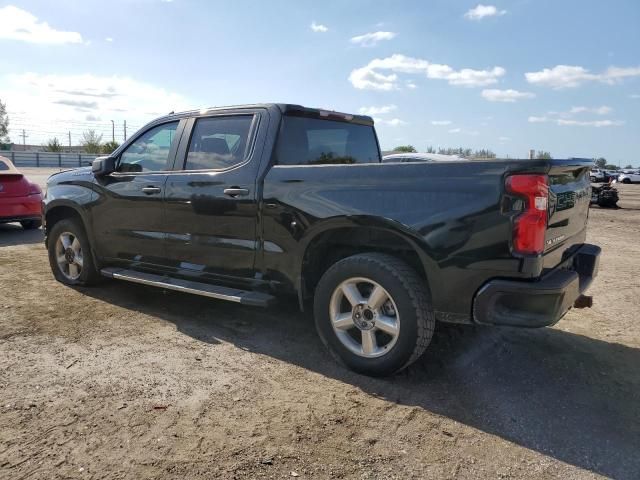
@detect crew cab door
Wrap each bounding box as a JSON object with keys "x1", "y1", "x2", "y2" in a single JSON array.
[
  {"x1": 91, "y1": 120, "x2": 184, "y2": 266},
  {"x1": 162, "y1": 112, "x2": 266, "y2": 281}
]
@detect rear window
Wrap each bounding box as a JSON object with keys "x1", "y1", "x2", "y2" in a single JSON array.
[
  {"x1": 275, "y1": 116, "x2": 380, "y2": 165},
  {"x1": 0, "y1": 160, "x2": 9, "y2": 171}
]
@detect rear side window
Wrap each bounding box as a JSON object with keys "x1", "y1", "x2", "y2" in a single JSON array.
[
  {"x1": 0, "y1": 160, "x2": 9, "y2": 171},
  {"x1": 275, "y1": 116, "x2": 380, "y2": 165},
  {"x1": 184, "y1": 115, "x2": 254, "y2": 170}
]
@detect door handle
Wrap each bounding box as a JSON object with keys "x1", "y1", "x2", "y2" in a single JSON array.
[
  {"x1": 223, "y1": 187, "x2": 250, "y2": 197},
  {"x1": 142, "y1": 186, "x2": 162, "y2": 194}
]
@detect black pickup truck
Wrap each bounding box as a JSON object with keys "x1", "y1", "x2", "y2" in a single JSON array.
[{"x1": 44, "y1": 103, "x2": 600, "y2": 376}]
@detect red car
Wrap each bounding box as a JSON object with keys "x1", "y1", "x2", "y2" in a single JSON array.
[{"x1": 0, "y1": 155, "x2": 43, "y2": 229}]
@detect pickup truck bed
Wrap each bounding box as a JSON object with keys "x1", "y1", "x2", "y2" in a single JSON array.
[{"x1": 43, "y1": 103, "x2": 600, "y2": 376}]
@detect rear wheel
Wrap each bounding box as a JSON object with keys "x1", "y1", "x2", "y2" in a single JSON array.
[
  {"x1": 622, "y1": 178, "x2": 631, "y2": 184},
  {"x1": 314, "y1": 253, "x2": 435, "y2": 376},
  {"x1": 20, "y1": 219, "x2": 42, "y2": 230},
  {"x1": 47, "y1": 218, "x2": 100, "y2": 286}
]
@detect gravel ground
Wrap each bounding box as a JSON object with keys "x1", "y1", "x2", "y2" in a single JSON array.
[{"x1": 1, "y1": 175, "x2": 639, "y2": 480}]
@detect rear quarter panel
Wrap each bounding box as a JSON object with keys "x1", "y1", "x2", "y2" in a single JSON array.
[{"x1": 262, "y1": 160, "x2": 532, "y2": 318}]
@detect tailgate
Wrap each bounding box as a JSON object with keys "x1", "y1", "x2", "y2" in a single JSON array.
[
  {"x1": 543, "y1": 161, "x2": 592, "y2": 269},
  {"x1": 0, "y1": 174, "x2": 30, "y2": 198}
]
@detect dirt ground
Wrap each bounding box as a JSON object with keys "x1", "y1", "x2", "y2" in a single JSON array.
[{"x1": 1, "y1": 175, "x2": 639, "y2": 480}]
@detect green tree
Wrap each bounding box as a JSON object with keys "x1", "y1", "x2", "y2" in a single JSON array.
[
  {"x1": 393, "y1": 145, "x2": 417, "y2": 153},
  {"x1": 0, "y1": 98, "x2": 10, "y2": 147},
  {"x1": 604, "y1": 164, "x2": 619, "y2": 170},
  {"x1": 594, "y1": 157, "x2": 607, "y2": 168},
  {"x1": 44, "y1": 137, "x2": 64, "y2": 152},
  {"x1": 535, "y1": 150, "x2": 552, "y2": 159},
  {"x1": 81, "y1": 130, "x2": 103, "y2": 154},
  {"x1": 624, "y1": 164, "x2": 633, "y2": 169},
  {"x1": 102, "y1": 140, "x2": 120, "y2": 154}
]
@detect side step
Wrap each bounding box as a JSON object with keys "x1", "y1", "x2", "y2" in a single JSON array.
[{"x1": 100, "y1": 267, "x2": 275, "y2": 307}]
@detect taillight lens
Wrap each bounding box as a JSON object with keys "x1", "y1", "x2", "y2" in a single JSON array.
[{"x1": 505, "y1": 174, "x2": 548, "y2": 255}]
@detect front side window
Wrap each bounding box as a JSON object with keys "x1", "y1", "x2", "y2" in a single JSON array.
[
  {"x1": 118, "y1": 121, "x2": 179, "y2": 173},
  {"x1": 275, "y1": 116, "x2": 380, "y2": 166},
  {"x1": 184, "y1": 115, "x2": 254, "y2": 170}
]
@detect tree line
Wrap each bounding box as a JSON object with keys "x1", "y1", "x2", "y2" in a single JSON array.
[{"x1": 43, "y1": 131, "x2": 120, "y2": 155}]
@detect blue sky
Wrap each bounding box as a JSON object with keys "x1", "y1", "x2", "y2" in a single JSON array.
[{"x1": 1, "y1": 0, "x2": 639, "y2": 164}]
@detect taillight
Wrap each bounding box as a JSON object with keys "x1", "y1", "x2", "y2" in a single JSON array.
[
  {"x1": 28, "y1": 183, "x2": 42, "y2": 195},
  {"x1": 505, "y1": 174, "x2": 548, "y2": 255}
]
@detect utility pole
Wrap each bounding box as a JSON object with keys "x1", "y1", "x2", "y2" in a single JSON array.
[
  {"x1": 19, "y1": 129, "x2": 28, "y2": 150},
  {"x1": 123, "y1": 120, "x2": 127, "y2": 141},
  {"x1": 68, "y1": 131, "x2": 72, "y2": 152},
  {"x1": 110, "y1": 120, "x2": 115, "y2": 142}
]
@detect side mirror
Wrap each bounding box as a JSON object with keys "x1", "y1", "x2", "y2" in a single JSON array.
[{"x1": 92, "y1": 156, "x2": 116, "y2": 176}]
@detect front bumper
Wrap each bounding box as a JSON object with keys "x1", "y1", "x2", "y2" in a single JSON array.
[{"x1": 473, "y1": 244, "x2": 601, "y2": 327}]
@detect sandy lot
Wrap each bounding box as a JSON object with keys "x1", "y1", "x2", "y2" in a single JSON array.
[{"x1": 1, "y1": 176, "x2": 639, "y2": 479}]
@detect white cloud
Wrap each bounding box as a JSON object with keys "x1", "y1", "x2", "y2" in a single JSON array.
[
  {"x1": 528, "y1": 116, "x2": 623, "y2": 127},
  {"x1": 358, "y1": 105, "x2": 397, "y2": 115},
  {"x1": 464, "y1": 4, "x2": 507, "y2": 20},
  {"x1": 557, "y1": 119, "x2": 624, "y2": 127},
  {"x1": 380, "y1": 118, "x2": 407, "y2": 127},
  {"x1": 2, "y1": 72, "x2": 193, "y2": 144},
  {"x1": 310, "y1": 21, "x2": 328, "y2": 33},
  {"x1": 431, "y1": 120, "x2": 452, "y2": 126},
  {"x1": 0, "y1": 5, "x2": 83, "y2": 44},
  {"x1": 525, "y1": 64, "x2": 640, "y2": 89},
  {"x1": 630, "y1": 93, "x2": 640, "y2": 99},
  {"x1": 350, "y1": 31, "x2": 396, "y2": 47},
  {"x1": 569, "y1": 105, "x2": 612, "y2": 115},
  {"x1": 105, "y1": 37, "x2": 113, "y2": 42},
  {"x1": 499, "y1": 136, "x2": 511, "y2": 142},
  {"x1": 349, "y1": 54, "x2": 505, "y2": 90},
  {"x1": 448, "y1": 128, "x2": 461, "y2": 133},
  {"x1": 406, "y1": 81, "x2": 417, "y2": 89},
  {"x1": 481, "y1": 88, "x2": 535, "y2": 102}
]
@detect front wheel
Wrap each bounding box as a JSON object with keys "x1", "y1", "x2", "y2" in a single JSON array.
[
  {"x1": 47, "y1": 218, "x2": 101, "y2": 286},
  {"x1": 314, "y1": 253, "x2": 435, "y2": 376},
  {"x1": 622, "y1": 178, "x2": 631, "y2": 184}
]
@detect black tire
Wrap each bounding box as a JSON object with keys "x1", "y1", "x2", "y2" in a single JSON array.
[
  {"x1": 590, "y1": 176, "x2": 597, "y2": 183},
  {"x1": 20, "y1": 219, "x2": 42, "y2": 230},
  {"x1": 47, "y1": 218, "x2": 101, "y2": 286},
  {"x1": 313, "y1": 253, "x2": 435, "y2": 376},
  {"x1": 622, "y1": 178, "x2": 631, "y2": 184}
]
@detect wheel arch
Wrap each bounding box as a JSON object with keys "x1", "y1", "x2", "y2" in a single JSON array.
[
  {"x1": 297, "y1": 216, "x2": 438, "y2": 308},
  {"x1": 44, "y1": 201, "x2": 92, "y2": 249}
]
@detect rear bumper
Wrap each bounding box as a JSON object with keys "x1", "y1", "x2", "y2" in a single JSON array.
[
  {"x1": 473, "y1": 244, "x2": 601, "y2": 327},
  {"x1": 0, "y1": 195, "x2": 42, "y2": 223}
]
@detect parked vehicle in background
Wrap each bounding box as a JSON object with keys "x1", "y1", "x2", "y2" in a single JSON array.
[
  {"x1": 590, "y1": 184, "x2": 619, "y2": 208},
  {"x1": 0, "y1": 155, "x2": 43, "y2": 229},
  {"x1": 618, "y1": 171, "x2": 640, "y2": 183},
  {"x1": 604, "y1": 170, "x2": 620, "y2": 182},
  {"x1": 43, "y1": 103, "x2": 600, "y2": 376},
  {"x1": 590, "y1": 169, "x2": 605, "y2": 182},
  {"x1": 382, "y1": 152, "x2": 464, "y2": 163}
]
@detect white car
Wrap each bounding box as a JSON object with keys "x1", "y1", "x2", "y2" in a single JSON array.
[
  {"x1": 382, "y1": 152, "x2": 464, "y2": 163},
  {"x1": 590, "y1": 169, "x2": 606, "y2": 182},
  {"x1": 618, "y1": 171, "x2": 640, "y2": 184}
]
